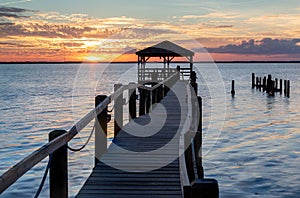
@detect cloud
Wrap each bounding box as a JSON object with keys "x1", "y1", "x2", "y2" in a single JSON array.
[
  {"x1": 0, "y1": 0, "x2": 32, "y2": 6},
  {"x1": 0, "y1": 6, "x2": 33, "y2": 18},
  {"x1": 181, "y1": 12, "x2": 240, "y2": 20},
  {"x1": 206, "y1": 38, "x2": 300, "y2": 55}
]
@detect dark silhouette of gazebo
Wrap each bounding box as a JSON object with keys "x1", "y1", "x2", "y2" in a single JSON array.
[{"x1": 136, "y1": 41, "x2": 194, "y2": 83}]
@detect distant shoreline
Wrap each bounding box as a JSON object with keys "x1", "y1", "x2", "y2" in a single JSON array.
[{"x1": 0, "y1": 61, "x2": 300, "y2": 64}]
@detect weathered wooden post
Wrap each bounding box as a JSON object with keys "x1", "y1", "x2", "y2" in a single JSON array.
[
  {"x1": 284, "y1": 80, "x2": 287, "y2": 96},
  {"x1": 280, "y1": 79, "x2": 283, "y2": 94},
  {"x1": 275, "y1": 78, "x2": 278, "y2": 91},
  {"x1": 128, "y1": 82, "x2": 136, "y2": 121},
  {"x1": 164, "y1": 84, "x2": 170, "y2": 95},
  {"x1": 95, "y1": 95, "x2": 108, "y2": 166},
  {"x1": 49, "y1": 130, "x2": 68, "y2": 198},
  {"x1": 152, "y1": 88, "x2": 157, "y2": 105},
  {"x1": 114, "y1": 84, "x2": 123, "y2": 137},
  {"x1": 145, "y1": 89, "x2": 151, "y2": 114},
  {"x1": 267, "y1": 74, "x2": 272, "y2": 93},
  {"x1": 287, "y1": 80, "x2": 290, "y2": 97},
  {"x1": 231, "y1": 80, "x2": 235, "y2": 96},
  {"x1": 191, "y1": 71, "x2": 198, "y2": 95},
  {"x1": 184, "y1": 131, "x2": 196, "y2": 184},
  {"x1": 269, "y1": 80, "x2": 275, "y2": 96},
  {"x1": 157, "y1": 84, "x2": 163, "y2": 102},
  {"x1": 263, "y1": 76, "x2": 267, "y2": 91},
  {"x1": 252, "y1": 73, "x2": 255, "y2": 88},
  {"x1": 194, "y1": 96, "x2": 204, "y2": 179},
  {"x1": 138, "y1": 87, "x2": 146, "y2": 116}
]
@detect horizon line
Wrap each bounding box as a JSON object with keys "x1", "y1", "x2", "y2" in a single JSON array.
[{"x1": 1, "y1": 60, "x2": 300, "y2": 64}]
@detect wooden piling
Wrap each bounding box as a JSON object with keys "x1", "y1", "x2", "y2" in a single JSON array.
[
  {"x1": 95, "y1": 95, "x2": 108, "y2": 166},
  {"x1": 252, "y1": 73, "x2": 255, "y2": 88},
  {"x1": 280, "y1": 79, "x2": 283, "y2": 94},
  {"x1": 267, "y1": 74, "x2": 272, "y2": 93},
  {"x1": 191, "y1": 71, "x2": 198, "y2": 95},
  {"x1": 284, "y1": 80, "x2": 287, "y2": 96},
  {"x1": 194, "y1": 96, "x2": 204, "y2": 179},
  {"x1": 259, "y1": 77, "x2": 262, "y2": 91},
  {"x1": 263, "y1": 76, "x2": 266, "y2": 91},
  {"x1": 231, "y1": 80, "x2": 235, "y2": 96},
  {"x1": 49, "y1": 130, "x2": 68, "y2": 198},
  {"x1": 287, "y1": 80, "x2": 290, "y2": 97},
  {"x1": 275, "y1": 78, "x2": 278, "y2": 90},
  {"x1": 268, "y1": 80, "x2": 275, "y2": 96},
  {"x1": 128, "y1": 82, "x2": 136, "y2": 121},
  {"x1": 138, "y1": 88, "x2": 146, "y2": 116},
  {"x1": 152, "y1": 89, "x2": 157, "y2": 105},
  {"x1": 145, "y1": 89, "x2": 151, "y2": 113},
  {"x1": 157, "y1": 84, "x2": 163, "y2": 102},
  {"x1": 114, "y1": 84, "x2": 123, "y2": 137},
  {"x1": 184, "y1": 132, "x2": 195, "y2": 184}
]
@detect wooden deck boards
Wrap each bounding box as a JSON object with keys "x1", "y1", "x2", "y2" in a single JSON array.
[{"x1": 76, "y1": 81, "x2": 189, "y2": 198}]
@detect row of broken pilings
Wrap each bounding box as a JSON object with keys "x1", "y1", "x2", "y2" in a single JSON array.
[{"x1": 252, "y1": 73, "x2": 290, "y2": 97}]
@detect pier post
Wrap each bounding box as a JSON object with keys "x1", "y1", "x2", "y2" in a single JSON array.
[
  {"x1": 269, "y1": 80, "x2": 275, "y2": 96},
  {"x1": 194, "y1": 96, "x2": 204, "y2": 179},
  {"x1": 259, "y1": 77, "x2": 262, "y2": 91},
  {"x1": 95, "y1": 95, "x2": 108, "y2": 166},
  {"x1": 164, "y1": 84, "x2": 170, "y2": 96},
  {"x1": 275, "y1": 78, "x2": 278, "y2": 90},
  {"x1": 114, "y1": 84, "x2": 123, "y2": 137},
  {"x1": 252, "y1": 73, "x2": 255, "y2": 88},
  {"x1": 184, "y1": 132, "x2": 195, "y2": 184},
  {"x1": 280, "y1": 79, "x2": 283, "y2": 94},
  {"x1": 49, "y1": 130, "x2": 68, "y2": 198},
  {"x1": 284, "y1": 80, "x2": 287, "y2": 96},
  {"x1": 157, "y1": 84, "x2": 163, "y2": 102},
  {"x1": 231, "y1": 80, "x2": 235, "y2": 96},
  {"x1": 128, "y1": 82, "x2": 136, "y2": 121},
  {"x1": 145, "y1": 89, "x2": 151, "y2": 113},
  {"x1": 287, "y1": 80, "x2": 290, "y2": 97},
  {"x1": 138, "y1": 88, "x2": 146, "y2": 116},
  {"x1": 191, "y1": 71, "x2": 198, "y2": 95},
  {"x1": 152, "y1": 89, "x2": 157, "y2": 105},
  {"x1": 267, "y1": 75, "x2": 272, "y2": 93},
  {"x1": 263, "y1": 76, "x2": 267, "y2": 91}
]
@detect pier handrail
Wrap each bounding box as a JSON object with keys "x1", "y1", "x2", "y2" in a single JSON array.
[
  {"x1": 138, "y1": 71, "x2": 180, "y2": 91},
  {"x1": 0, "y1": 72, "x2": 181, "y2": 195},
  {"x1": 0, "y1": 85, "x2": 128, "y2": 194}
]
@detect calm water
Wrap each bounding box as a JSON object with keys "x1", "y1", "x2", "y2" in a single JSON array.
[{"x1": 0, "y1": 63, "x2": 299, "y2": 197}]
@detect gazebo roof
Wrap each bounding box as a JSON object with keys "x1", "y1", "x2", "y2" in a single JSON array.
[{"x1": 136, "y1": 40, "x2": 194, "y2": 57}]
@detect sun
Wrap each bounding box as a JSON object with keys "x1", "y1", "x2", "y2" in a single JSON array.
[{"x1": 85, "y1": 55, "x2": 102, "y2": 62}]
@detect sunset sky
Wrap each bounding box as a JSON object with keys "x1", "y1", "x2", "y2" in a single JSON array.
[{"x1": 0, "y1": 0, "x2": 300, "y2": 62}]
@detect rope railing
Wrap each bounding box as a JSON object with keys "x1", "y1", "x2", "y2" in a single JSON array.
[
  {"x1": 34, "y1": 154, "x2": 52, "y2": 198},
  {"x1": 67, "y1": 125, "x2": 95, "y2": 152}
]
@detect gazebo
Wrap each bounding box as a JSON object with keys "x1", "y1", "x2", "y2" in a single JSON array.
[{"x1": 135, "y1": 41, "x2": 195, "y2": 83}]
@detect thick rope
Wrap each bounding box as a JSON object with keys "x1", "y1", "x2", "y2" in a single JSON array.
[
  {"x1": 67, "y1": 125, "x2": 95, "y2": 152},
  {"x1": 107, "y1": 103, "x2": 115, "y2": 112},
  {"x1": 34, "y1": 154, "x2": 52, "y2": 198}
]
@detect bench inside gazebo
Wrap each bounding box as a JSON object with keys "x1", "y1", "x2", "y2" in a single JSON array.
[{"x1": 136, "y1": 40, "x2": 195, "y2": 84}]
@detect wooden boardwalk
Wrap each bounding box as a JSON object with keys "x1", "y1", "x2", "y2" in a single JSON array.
[{"x1": 76, "y1": 81, "x2": 189, "y2": 198}]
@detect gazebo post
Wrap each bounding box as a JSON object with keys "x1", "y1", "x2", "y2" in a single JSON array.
[{"x1": 190, "y1": 55, "x2": 193, "y2": 76}]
